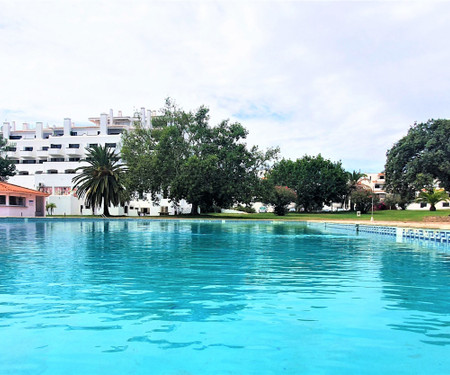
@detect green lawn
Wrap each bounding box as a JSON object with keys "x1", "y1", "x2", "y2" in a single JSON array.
[
  {"x1": 48, "y1": 210, "x2": 450, "y2": 222},
  {"x1": 207, "y1": 210, "x2": 450, "y2": 222}
]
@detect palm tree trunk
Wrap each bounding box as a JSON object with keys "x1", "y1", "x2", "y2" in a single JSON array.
[{"x1": 103, "y1": 196, "x2": 110, "y2": 216}]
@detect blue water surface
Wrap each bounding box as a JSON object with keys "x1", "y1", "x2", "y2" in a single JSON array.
[{"x1": 0, "y1": 219, "x2": 449, "y2": 374}]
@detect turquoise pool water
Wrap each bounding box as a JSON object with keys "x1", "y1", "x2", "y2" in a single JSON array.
[{"x1": 0, "y1": 219, "x2": 449, "y2": 374}]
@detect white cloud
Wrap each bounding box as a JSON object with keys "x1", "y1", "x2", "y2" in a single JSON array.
[{"x1": 1, "y1": 0, "x2": 450, "y2": 172}]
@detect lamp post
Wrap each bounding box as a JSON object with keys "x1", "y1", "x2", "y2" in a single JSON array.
[{"x1": 370, "y1": 192, "x2": 374, "y2": 222}]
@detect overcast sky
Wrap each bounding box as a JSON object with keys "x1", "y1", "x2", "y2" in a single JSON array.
[{"x1": 1, "y1": 0, "x2": 449, "y2": 172}]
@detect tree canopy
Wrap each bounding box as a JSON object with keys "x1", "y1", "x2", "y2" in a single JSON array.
[
  {"x1": 385, "y1": 119, "x2": 450, "y2": 198},
  {"x1": 121, "y1": 99, "x2": 278, "y2": 213},
  {"x1": 0, "y1": 136, "x2": 16, "y2": 181},
  {"x1": 267, "y1": 154, "x2": 348, "y2": 212}
]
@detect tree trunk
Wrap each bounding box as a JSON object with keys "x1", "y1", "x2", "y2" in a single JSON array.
[
  {"x1": 430, "y1": 204, "x2": 436, "y2": 211},
  {"x1": 103, "y1": 196, "x2": 110, "y2": 217},
  {"x1": 190, "y1": 203, "x2": 199, "y2": 215}
]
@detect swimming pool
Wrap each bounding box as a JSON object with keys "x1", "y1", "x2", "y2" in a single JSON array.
[{"x1": 0, "y1": 219, "x2": 449, "y2": 374}]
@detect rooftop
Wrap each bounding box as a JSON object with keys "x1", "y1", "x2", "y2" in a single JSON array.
[{"x1": 0, "y1": 181, "x2": 50, "y2": 196}]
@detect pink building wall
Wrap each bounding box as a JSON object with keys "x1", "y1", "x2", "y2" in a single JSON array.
[{"x1": 0, "y1": 193, "x2": 47, "y2": 217}]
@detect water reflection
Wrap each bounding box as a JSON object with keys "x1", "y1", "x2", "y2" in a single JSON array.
[
  {"x1": 379, "y1": 243, "x2": 450, "y2": 345},
  {"x1": 1, "y1": 219, "x2": 449, "y2": 348}
]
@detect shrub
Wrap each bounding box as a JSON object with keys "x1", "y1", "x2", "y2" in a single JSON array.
[
  {"x1": 350, "y1": 189, "x2": 379, "y2": 214},
  {"x1": 375, "y1": 202, "x2": 387, "y2": 211},
  {"x1": 270, "y1": 186, "x2": 297, "y2": 216},
  {"x1": 383, "y1": 194, "x2": 399, "y2": 210},
  {"x1": 234, "y1": 204, "x2": 256, "y2": 214}
]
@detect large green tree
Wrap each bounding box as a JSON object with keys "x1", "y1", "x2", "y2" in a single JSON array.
[
  {"x1": 385, "y1": 119, "x2": 450, "y2": 198},
  {"x1": 268, "y1": 154, "x2": 348, "y2": 212},
  {"x1": 72, "y1": 145, "x2": 127, "y2": 216},
  {"x1": 0, "y1": 136, "x2": 16, "y2": 181},
  {"x1": 121, "y1": 99, "x2": 277, "y2": 214}
]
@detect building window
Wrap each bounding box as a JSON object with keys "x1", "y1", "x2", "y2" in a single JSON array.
[
  {"x1": 10, "y1": 160, "x2": 20, "y2": 164},
  {"x1": 375, "y1": 184, "x2": 380, "y2": 189},
  {"x1": 379, "y1": 175, "x2": 385, "y2": 180},
  {"x1": 108, "y1": 129, "x2": 123, "y2": 135},
  {"x1": 41, "y1": 146, "x2": 49, "y2": 151},
  {"x1": 38, "y1": 160, "x2": 45, "y2": 164},
  {"x1": 22, "y1": 160, "x2": 37, "y2": 164},
  {"x1": 0, "y1": 195, "x2": 5, "y2": 205},
  {"x1": 69, "y1": 157, "x2": 81, "y2": 162},
  {"x1": 443, "y1": 202, "x2": 450, "y2": 207},
  {"x1": 9, "y1": 196, "x2": 25, "y2": 206},
  {"x1": 70, "y1": 131, "x2": 78, "y2": 136},
  {"x1": 51, "y1": 158, "x2": 65, "y2": 162},
  {"x1": 89, "y1": 143, "x2": 98, "y2": 148},
  {"x1": 9, "y1": 135, "x2": 22, "y2": 140},
  {"x1": 65, "y1": 169, "x2": 76, "y2": 174},
  {"x1": 68, "y1": 144, "x2": 80, "y2": 148},
  {"x1": 47, "y1": 170, "x2": 58, "y2": 174},
  {"x1": 420, "y1": 202, "x2": 427, "y2": 208},
  {"x1": 5, "y1": 146, "x2": 16, "y2": 151},
  {"x1": 18, "y1": 171, "x2": 29, "y2": 175},
  {"x1": 105, "y1": 143, "x2": 116, "y2": 148},
  {"x1": 23, "y1": 146, "x2": 33, "y2": 151},
  {"x1": 50, "y1": 144, "x2": 62, "y2": 149}
]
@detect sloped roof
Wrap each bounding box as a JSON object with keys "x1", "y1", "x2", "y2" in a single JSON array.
[{"x1": 0, "y1": 181, "x2": 50, "y2": 197}]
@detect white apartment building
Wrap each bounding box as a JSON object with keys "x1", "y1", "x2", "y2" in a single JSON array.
[
  {"x1": 358, "y1": 172, "x2": 450, "y2": 210},
  {"x1": 1, "y1": 108, "x2": 192, "y2": 216},
  {"x1": 358, "y1": 173, "x2": 387, "y2": 200}
]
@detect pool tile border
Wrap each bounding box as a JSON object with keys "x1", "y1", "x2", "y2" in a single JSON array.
[{"x1": 309, "y1": 222, "x2": 450, "y2": 244}]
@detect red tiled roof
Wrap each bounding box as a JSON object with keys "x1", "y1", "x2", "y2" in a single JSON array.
[{"x1": 0, "y1": 181, "x2": 50, "y2": 197}]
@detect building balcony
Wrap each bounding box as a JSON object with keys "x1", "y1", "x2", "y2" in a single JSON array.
[
  {"x1": 65, "y1": 147, "x2": 83, "y2": 157},
  {"x1": 48, "y1": 148, "x2": 65, "y2": 157},
  {"x1": 36, "y1": 150, "x2": 49, "y2": 158},
  {"x1": 6, "y1": 151, "x2": 19, "y2": 159},
  {"x1": 20, "y1": 150, "x2": 36, "y2": 159}
]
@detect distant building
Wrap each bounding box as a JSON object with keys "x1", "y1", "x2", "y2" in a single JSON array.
[
  {"x1": 359, "y1": 172, "x2": 450, "y2": 210},
  {"x1": 358, "y1": 172, "x2": 387, "y2": 201},
  {"x1": 1, "y1": 108, "x2": 192, "y2": 216},
  {"x1": 0, "y1": 181, "x2": 49, "y2": 217}
]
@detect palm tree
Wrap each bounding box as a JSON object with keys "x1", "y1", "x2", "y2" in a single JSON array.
[
  {"x1": 344, "y1": 170, "x2": 367, "y2": 210},
  {"x1": 46, "y1": 202, "x2": 56, "y2": 215},
  {"x1": 72, "y1": 145, "x2": 127, "y2": 217},
  {"x1": 416, "y1": 188, "x2": 449, "y2": 211}
]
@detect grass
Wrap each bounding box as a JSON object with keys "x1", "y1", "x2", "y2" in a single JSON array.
[
  {"x1": 208, "y1": 210, "x2": 450, "y2": 222},
  {"x1": 48, "y1": 210, "x2": 450, "y2": 222}
]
